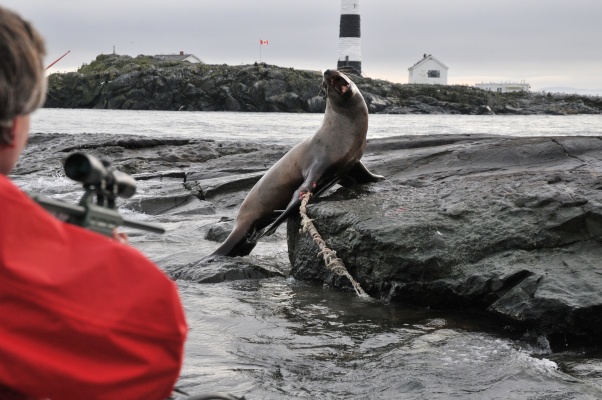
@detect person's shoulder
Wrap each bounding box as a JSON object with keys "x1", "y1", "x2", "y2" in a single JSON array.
[
  {"x1": 0, "y1": 175, "x2": 39, "y2": 208},
  {"x1": 61, "y1": 221, "x2": 161, "y2": 270},
  {"x1": 0, "y1": 174, "x2": 20, "y2": 195}
]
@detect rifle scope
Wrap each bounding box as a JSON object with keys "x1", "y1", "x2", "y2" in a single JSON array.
[{"x1": 64, "y1": 153, "x2": 136, "y2": 199}]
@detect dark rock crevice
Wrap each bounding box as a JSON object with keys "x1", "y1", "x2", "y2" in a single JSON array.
[{"x1": 551, "y1": 138, "x2": 586, "y2": 162}]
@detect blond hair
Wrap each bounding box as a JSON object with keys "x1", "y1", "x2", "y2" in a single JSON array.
[{"x1": 0, "y1": 6, "x2": 46, "y2": 144}]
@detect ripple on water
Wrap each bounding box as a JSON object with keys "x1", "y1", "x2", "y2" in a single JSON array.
[{"x1": 174, "y1": 279, "x2": 602, "y2": 399}]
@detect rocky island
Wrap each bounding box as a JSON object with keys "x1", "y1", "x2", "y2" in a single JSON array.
[
  {"x1": 12, "y1": 130, "x2": 602, "y2": 351},
  {"x1": 46, "y1": 54, "x2": 602, "y2": 115}
]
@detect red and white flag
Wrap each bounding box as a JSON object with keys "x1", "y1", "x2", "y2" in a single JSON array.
[{"x1": 260, "y1": 39, "x2": 268, "y2": 45}]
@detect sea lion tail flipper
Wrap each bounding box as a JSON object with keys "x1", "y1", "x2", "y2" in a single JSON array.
[
  {"x1": 339, "y1": 161, "x2": 385, "y2": 187},
  {"x1": 201, "y1": 240, "x2": 257, "y2": 263},
  {"x1": 201, "y1": 227, "x2": 259, "y2": 262}
]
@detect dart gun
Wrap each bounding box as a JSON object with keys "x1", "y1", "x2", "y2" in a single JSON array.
[{"x1": 31, "y1": 152, "x2": 164, "y2": 237}]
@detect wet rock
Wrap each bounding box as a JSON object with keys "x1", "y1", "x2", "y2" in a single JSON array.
[
  {"x1": 205, "y1": 220, "x2": 234, "y2": 242},
  {"x1": 190, "y1": 172, "x2": 264, "y2": 200},
  {"x1": 125, "y1": 193, "x2": 198, "y2": 215},
  {"x1": 166, "y1": 258, "x2": 286, "y2": 283},
  {"x1": 287, "y1": 135, "x2": 602, "y2": 343}
]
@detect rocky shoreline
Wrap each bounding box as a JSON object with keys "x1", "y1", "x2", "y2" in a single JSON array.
[
  {"x1": 288, "y1": 135, "x2": 602, "y2": 349},
  {"x1": 45, "y1": 54, "x2": 602, "y2": 115},
  {"x1": 12, "y1": 131, "x2": 602, "y2": 349}
]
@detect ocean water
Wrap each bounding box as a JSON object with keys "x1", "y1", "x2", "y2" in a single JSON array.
[
  {"x1": 23, "y1": 109, "x2": 602, "y2": 399},
  {"x1": 31, "y1": 108, "x2": 602, "y2": 146}
]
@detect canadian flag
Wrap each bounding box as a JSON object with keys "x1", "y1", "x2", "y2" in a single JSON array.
[{"x1": 260, "y1": 39, "x2": 269, "y2": 45}]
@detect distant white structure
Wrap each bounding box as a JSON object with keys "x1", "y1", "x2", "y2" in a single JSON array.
[
  {"x1": 408, "y1": 54, "x2": 448, "y2": 85},
  {"x1": 475, "y1": 82, "x2": 530, "y2": 93},
  {"x1": 154, "y1": 51, "x2": 202, "y2": 64},
  {"x1": 337, "y1": 0, "x2": 362, "y2": 74}
]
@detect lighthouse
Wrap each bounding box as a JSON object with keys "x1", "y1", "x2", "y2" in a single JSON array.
[{"x1": 337, "y1": 0, "x2": 361, "y2": 74}]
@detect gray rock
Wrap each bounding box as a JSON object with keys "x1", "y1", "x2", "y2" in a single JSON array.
[
  {"x1": 287, "y1": 135, "x2": 602, "y2": 343},
  {"x1": 477, "y1": 105, "x2": 494, "y2": 115},
  {"x1": 305, "y1": 95, "x2": 327, "y2": 113},
  {"x1": 205, "y1": 220, "x2": 234, "y2": 242},
  {"x1": 166, "y1": 258, "x2": 286, "y2": 283},
  {"x1": 189, "y1": 171, "x2": 264, "y2": 200},
  {"x1": 363, "y1": 92, "x2": 390, "y2": 113}
]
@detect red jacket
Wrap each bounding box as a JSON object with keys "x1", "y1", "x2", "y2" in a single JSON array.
[{"x1": 0, "y1": 175, "x2": 187, "y2": 400}]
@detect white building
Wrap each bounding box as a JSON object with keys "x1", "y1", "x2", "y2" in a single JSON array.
[
  {"x1": 408, "y1": 54, "x2": 448, "y2": 85},
  {"x1": 475, "y1": 82, "x2": 530, "y2": 93},
  {"x1": 154, "y1": 51, "x2": 203, "y2": 64}
]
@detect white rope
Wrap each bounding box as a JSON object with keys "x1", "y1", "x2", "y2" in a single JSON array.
[{"x1": 299, "y1": 192, "x2": 370, "y2": 299}]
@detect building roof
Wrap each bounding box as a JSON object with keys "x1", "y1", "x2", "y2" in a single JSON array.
[
  {"x1": 154, "y1": 52, "x2": 203, "y2": 63},
  {"x1": 409, "y1": 54, "x2": 449, "y2": 71}
]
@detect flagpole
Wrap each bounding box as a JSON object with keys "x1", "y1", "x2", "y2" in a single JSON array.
[{"x1": 259, "y1": 39, "x2": 268, "y2": 63}]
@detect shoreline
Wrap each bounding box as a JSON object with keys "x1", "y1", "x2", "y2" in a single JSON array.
[{"x1": 45, "y1": 58, "x2": 602, "y2": 115}]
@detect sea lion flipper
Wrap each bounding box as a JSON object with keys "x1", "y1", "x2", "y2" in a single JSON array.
[
  {"x1": 339, "y1": 161, "x2": 385, "y2": 187},
  {"x1": 259, "y1": 199, "x2": 301, "y2": 239},
  {"x1": 258, "y1": 175, "x2": 342, "y2": 239},
  {"x1": 213, "y1": 222, "x2": 263, "y2": 258}
]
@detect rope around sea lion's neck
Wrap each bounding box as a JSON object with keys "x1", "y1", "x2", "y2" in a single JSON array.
[{"x1": 299, "y1": 192, "x2": 370, "y2": 299}]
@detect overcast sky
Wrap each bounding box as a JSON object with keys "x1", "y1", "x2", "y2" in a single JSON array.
[{"x1": 4, "y1": 0, "x2": 602, "y2": 92}]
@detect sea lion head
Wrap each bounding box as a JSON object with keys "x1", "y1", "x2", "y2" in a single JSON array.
[
  {"x1": 323, "y1": 69, "x2": 365, "y2": 112},
  {"x1": 323, "y1": 69, "x2": 353, "y2": 97}
]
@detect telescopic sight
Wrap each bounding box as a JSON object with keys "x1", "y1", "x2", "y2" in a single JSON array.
[
  {"x1": 64, "y1": 153, "x2": 136, "y2": 198},
  {"x1": 64, "y1": 153, "x2": 107, "y2": 185}
]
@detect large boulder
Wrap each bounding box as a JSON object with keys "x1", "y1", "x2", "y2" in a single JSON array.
[{"x1": 287, "y1": 135, "x2": 602, "y2": 346}]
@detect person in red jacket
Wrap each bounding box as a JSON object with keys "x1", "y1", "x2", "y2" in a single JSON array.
[{"x1": 0, "y1": 6, "x2": 187, "y2": 400}]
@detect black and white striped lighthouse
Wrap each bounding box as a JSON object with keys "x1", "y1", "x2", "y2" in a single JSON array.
[{"x1": 337, "y1": 0, "x2": 361, "y2": 74}]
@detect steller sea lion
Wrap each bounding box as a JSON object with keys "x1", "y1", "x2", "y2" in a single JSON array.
[{"x1": 203, "y1": 69, "x2": 384, "y2": 261}]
